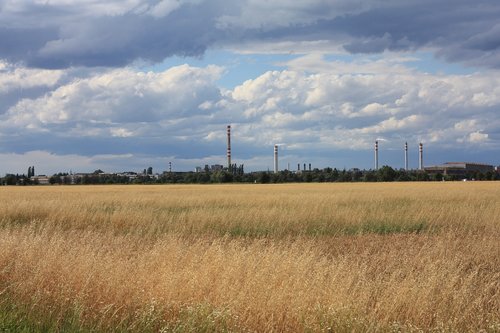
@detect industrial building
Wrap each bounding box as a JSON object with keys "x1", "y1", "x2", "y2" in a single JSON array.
[{"x1": 424, "y1": 162, "x2": 494, "y2": 176}]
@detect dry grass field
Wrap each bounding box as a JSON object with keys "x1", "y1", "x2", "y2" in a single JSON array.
[{"x1": 0, "y1": 182, "x2": 499, "y2": 332}]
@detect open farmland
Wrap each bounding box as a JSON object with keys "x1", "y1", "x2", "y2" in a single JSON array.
[{"x1": 0, "y1": 183, "x2": 499, "y2": 332}]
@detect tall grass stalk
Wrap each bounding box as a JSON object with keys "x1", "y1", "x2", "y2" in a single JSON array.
[{"x1": 0, "y1": 183, "x2": 499, "y2": 332}]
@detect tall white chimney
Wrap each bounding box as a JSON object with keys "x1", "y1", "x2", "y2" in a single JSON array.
[
  {"x1": 273, "y1": 145, "x2": 279, "y2": 173},
  {"x1": 227, "y1": 125, "x2": 231, "y2": 169},
  {"x1": 405, "y1": 142, "x2": 408, "y2": 171},
  {"x1": 375, "y1": 140, "x2": 379, "y2": 170},
  {"x1": 419, "y1": 142, "x2": 423, "y2": 170}
]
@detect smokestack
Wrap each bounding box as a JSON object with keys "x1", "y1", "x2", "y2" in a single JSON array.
[
  {"x1": 375, "y1": 140, "x2": 379, "y2": 170},
  {"x1": 405, "y1": 142, "x2": 408, "y2": 171},
  {"x1": 227, "y1": 125, "x2": 231, "y2": 169},
  {"x1": 419, "y1": 142, "x2": 423, "y2": 170},
  {"x1": 274, "y1": 144, "x2": 279, "y2": 173}
]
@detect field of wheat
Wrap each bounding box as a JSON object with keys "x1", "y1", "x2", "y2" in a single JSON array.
[{"x1": 0, "y1": 182, "x2": 499, "y2": 332}]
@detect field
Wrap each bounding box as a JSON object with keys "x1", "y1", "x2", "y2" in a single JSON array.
[{"x1": 0, "y1": 183, "x2": 499, "y2": 332}]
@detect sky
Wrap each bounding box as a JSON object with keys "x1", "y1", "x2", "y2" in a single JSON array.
[{"x1": 1, "y1": 0, "x2": 500, "y2": 175}]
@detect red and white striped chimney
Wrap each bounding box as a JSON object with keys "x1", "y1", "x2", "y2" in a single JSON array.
[
  {"x1": 405, "y1": 142, "x2": 408, "y2": 171},
  {"x1": 274, "y1": 145, "x2": 278, "y2": 173}
]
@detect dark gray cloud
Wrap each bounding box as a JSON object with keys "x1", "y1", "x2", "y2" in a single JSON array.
[
  {"x1": 1, "y1": 0, "x2": 499, "y2": 68},
  {"x1": 7, "y1": 2, "x2": 227, "y2": 68},
  {"x1": 0, "y1": 28, "x2": 58, "y2": 61},
  {"x1": 0, "y1": 86, "x2": 51, "y2": 115},
  {"x1": 336, "y1": 1, "x2": 500, "y2": 67}
]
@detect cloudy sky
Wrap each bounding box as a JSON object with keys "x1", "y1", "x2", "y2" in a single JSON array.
[{"x1": 1, "y1": 0, "x2": 499, "y2": 175}]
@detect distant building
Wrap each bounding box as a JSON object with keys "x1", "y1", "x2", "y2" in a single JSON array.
[
  {"x1": 424, "y1": 162, "x2": 494, "y2": 176},
  {"x1": 210, "y1": 164, "x2": 224, "y2": 172},
  {"x1": 32, "y1": 175, "x2": 50, "y2": 185},
  {"x1": 117, "y1": 172, "x2": 138, "y2": 181},
  {"x1": 70, "y1": 173, "x2": 90, "y2": 184},
  {"x1": 195, "y1": 165, "x2": 225, "y2": 172}
]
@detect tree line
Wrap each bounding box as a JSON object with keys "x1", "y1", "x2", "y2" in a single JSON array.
[{"x1": 3, "y1": 165, "x2": 498, "y2": 185}]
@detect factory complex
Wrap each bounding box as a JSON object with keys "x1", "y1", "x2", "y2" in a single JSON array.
[
  {"x1": 221, "y1": 125, "x2": 498, "y2": 177},
  {"x1": 2, "y1": 124, "x2": 499, "y2": 184}
]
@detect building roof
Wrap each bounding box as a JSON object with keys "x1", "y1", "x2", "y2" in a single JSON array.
[
  {"x1": 443, "y1": 162, "x2": 493, "y2": 167},
  {"x1": 424, "y1": 162, "x2": 494, "y2": 171}
]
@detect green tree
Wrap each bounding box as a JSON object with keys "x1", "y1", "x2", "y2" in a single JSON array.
[
  {"x1": 331, "y1": 168, "x2": 340, "y2": 181},
  {"x1": 4, "y1": 174, "x2": 17, "y2": 185},
  {"x1": 49, "y1": 175, "x2": 62, "y2": 184},
  {"x1": 396, "y1": 170, "x2": 411, "y2": 181},
  {"x1": 432, "y1": 173, "x2": 443, "y2": 181},
  {"x1": 363, "y1": 170, "x2": 377, "y2": 182},
  {"x1": 210, "y1": 171, "x2": 233, "y2": 183},
  {"x1": 302, "y1": 172, "x2": 313, "y2": 182},
  {"x1": 257, "y1": 172, "x2": 270, "y2": 184},
  {"x1": 377, "y1": 166, "x2": 396, "y2": 182},
  {"x1": 415, "y1": 171, "x2": 429, "y2": 181}
]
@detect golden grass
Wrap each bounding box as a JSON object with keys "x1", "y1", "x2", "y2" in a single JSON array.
[{"x1": 0, "y1": 183, "x2": 499, "y2": 332}]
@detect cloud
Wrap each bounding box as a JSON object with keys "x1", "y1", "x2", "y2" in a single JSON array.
[
  {"x1": 0, "y1": 61, "x2": 63, "y2": 93},
  {"x1": 0, "y1": 61, "x2": 66, "y2": 114},
  {"x1": 1, "y1": 0, "x2": 500, "y2": 68},
  {"x1": 468, "y1": 131, "x2": 489, "y2": 143},
  {"x1": 0, "y1": 150, "x2": 94, "y2": 175},
  {"x1": 1, "y1": 61, "x2": 499, "y2": 173},
  {"x1": 3, "y1": 64, "x2": 223, "y2": 130},
  {"x1": 0, "y1": 0, "x2": 230, "y2": 68},
  {"x1": 282, "y1": 53, "x2": 416, "y2": 75},
  {"x1": 224, "y1": 64, "x2": 500, "y2": 153}
]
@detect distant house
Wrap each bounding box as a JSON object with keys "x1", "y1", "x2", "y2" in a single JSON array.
[{"x1": 32, "y1": 175, "x2": 50, "y2": 185}]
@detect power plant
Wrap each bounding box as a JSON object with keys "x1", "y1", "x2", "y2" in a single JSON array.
[
  {"x1": 222, "y1": 127, "x2": 439, "y2": 174},
  {"x1": 219, "y1": 126, "x2": 496, "y2": 177}
]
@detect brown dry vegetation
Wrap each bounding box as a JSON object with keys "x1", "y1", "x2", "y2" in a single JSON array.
[{"x1": 0, "y1": 182, "x2": 499, "y2": 332}]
